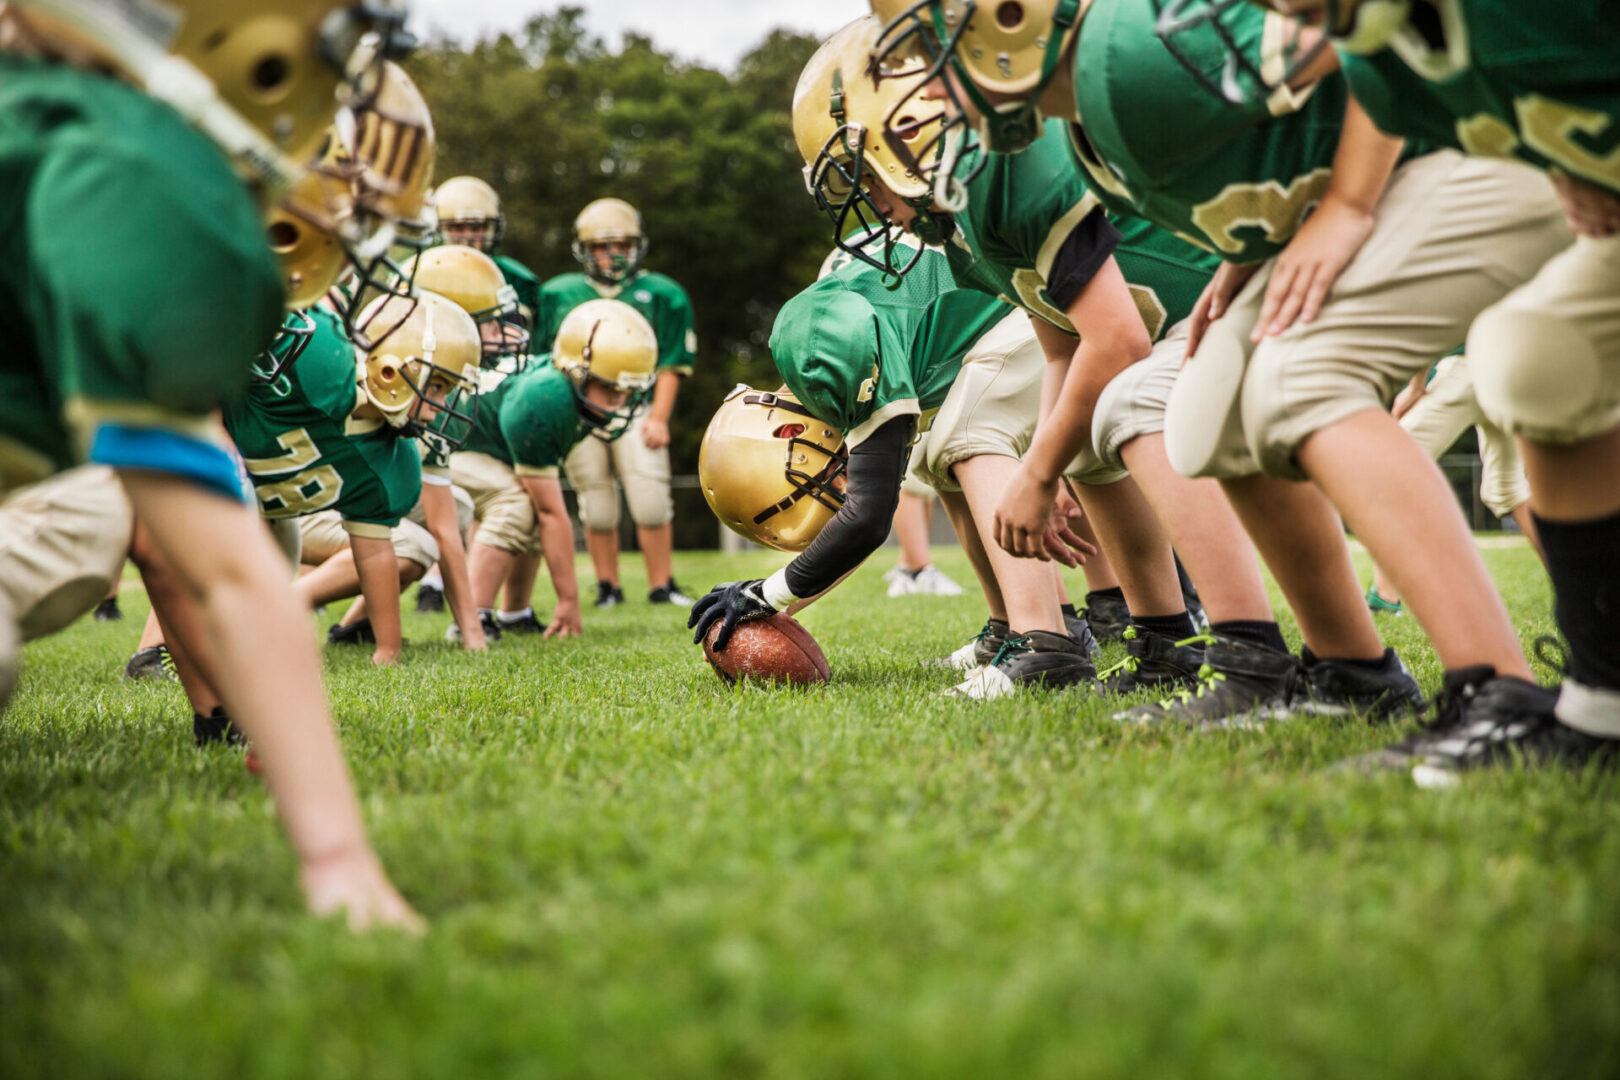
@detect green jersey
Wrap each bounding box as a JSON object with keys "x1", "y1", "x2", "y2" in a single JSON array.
[
  {"x1": 0, "y1": 58, "x2": 282, "y2": 497},
  {"x1": 492, "y1": 253, "x2": 542, "y2": 330},
  {"x1": 456, "y1": 358, "x2": 588, "y2": 477},
  {"x1": 1069, "y1": 0, "x2": 1402, "y2": 263},
  {"x1": 770, "y1": 248, "x2": 1013, "y2": 446},
  {"x1": 1338, "y1": 0, "x2": 1620, "y2": 195},
  {"x1": 947, "y1": 120, "x2": 1218, "y2": 341},
  {"x1": 535, "y1": 270, "x2": 697, "y2": 375},
  {"x1": 224, "y1": 309, "x2": 421, "y2": 536}
]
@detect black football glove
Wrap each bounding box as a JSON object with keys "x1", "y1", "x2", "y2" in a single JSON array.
[{"x1": 688, "y1": 579, "x2": 775, "y2": 651}]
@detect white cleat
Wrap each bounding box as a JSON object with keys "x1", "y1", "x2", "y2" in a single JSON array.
[
  {"x1": 911, "y1": 564, "x2": 965, "y2": 596},
  {"x1": 884, "y1": 566, "x2": 915, "y2": 598},
  {"x1": 942, "y1": 664, "x2": 1016, "y2": 700},
  {"x1": 938, "y1": 639, "x2": 984, "y2": 672}
]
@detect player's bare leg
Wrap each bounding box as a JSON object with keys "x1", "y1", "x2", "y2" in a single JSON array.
[
  {"x1": 1117, "y1": 433, "x2": 1271, "y2": 623},
  {"x1": 1218, "y1": 473, "x2": 1385, "y2": 661},
  {"x1": 1297, "y1": 409, "x2": 1530, "y2": 678},
  {"x1": 585, "y1": 529, "x2": 619, "y2": 588},
  {"x1": 1073, "y1": 477, "x2": 1182, "y2": 618},
  {"x1": 501, "y1": 552, "x2": 543, "y2": 614},
  {"x1": 469, "y1": 540, "x2": 519, "y2": 612},
  {"x1": 638, "y1": 522, "x2": 674, "y2": 592},
  {"x1": 940, "y1": 489, "x2": 1006, "y2": 620},
  {"x1": 892, "y1": 492, "x2": 933, "y2": 573},
  {"x1": 955, "y1": 456, "x2": 1065, "y2": 633}
]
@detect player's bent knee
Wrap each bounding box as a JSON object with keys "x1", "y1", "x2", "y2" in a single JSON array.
[
  {"x1": 577, "y1": 488, "x2": 621, "y2": 532},
  {"x1": 1471, "y1": 307, "x2": 1608, "y2": 443}
]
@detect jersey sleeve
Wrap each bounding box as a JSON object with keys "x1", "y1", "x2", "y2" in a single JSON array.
[
  {"x1": 498, "y1": 373, "x2": 579, "y2": 477},
  {"x1": 532, "y1": 279, "x2": 568, "y2": 357},
  {"x1": 651, "y1": 277, "x2": 697, "y2": 375},
  {"x1": 338, "y1": 430, "x2": 422, "y2": 536}
]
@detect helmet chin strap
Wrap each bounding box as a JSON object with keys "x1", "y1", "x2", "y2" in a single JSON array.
[{"x1": 932, "y1": 124, "x2": 971, "y2": 213}]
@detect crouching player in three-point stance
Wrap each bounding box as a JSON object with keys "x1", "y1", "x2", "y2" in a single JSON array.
[
  {"x1": 0, "y1": 0, "x2": 420, "y2": 928},
  {"x1": 441, "y1": 299, "x2": 661, "y2": 640}
]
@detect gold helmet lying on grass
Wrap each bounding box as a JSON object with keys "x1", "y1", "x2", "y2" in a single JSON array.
[
  {"x1": 551, "y1": 298, "x2": 659, "y2": 441},
  {"x1": 699, "y1": 385, "x2": 848, "y2": 552}
]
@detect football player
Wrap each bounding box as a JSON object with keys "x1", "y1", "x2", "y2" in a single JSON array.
[
  {"x1": 535, "y1": 199, "x2": 698, "y2": 610},
  {"x1": 0, "y1": 0, "x2": 420, "y2": 929},
  {"x1": 692, "y1": 241, "x2": 1114, "y2": 694},
  {"x1": 434, "y1": 299, "x2": 660, "y2": 640},
  {"x1": 869, "y1": 0, "x2": 1564, "y2": 729},
  {"x1": 800, "y1": 17, "x2": 1417, "y2": 713},
  {"x1": 434, "y1": 174, "x2": 543, "y2": 327},
  {"x1": 1181, "y1": 0, "x2": 1620, "y2": 775}
]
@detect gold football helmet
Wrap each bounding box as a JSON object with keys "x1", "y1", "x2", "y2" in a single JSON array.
[
  {"x1": 406, "y1": 245, "x2": 530, "y2": 367},
  {"x1": 552, "y1": 299, "x2": 658, "y2": 440},
  {"x1": 8, "y1": 0, "x2": 411, "y2": 195},
  {"x1": 795, "y1": 16, "x2": 955, "y2": 278},
  {"x1": 699, "y1": 385, "x2": 848, "y2": 552},
  {"x1": 571, "y1": 198, "x2": 648, "y2": 285},
  {"x1": 869, "y1": 0, "x2": 1083, "y2": 155},
  {"x1": 434, "y1": 176, "x2": 504, "y2": 252},
  {"x1": 358, "y1": 290, "x2": 483, "y2": 447}
]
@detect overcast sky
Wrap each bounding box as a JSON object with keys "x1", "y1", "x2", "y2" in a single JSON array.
[{"x1": 412, "y1": 1, "x2": 871, "y2": 71}]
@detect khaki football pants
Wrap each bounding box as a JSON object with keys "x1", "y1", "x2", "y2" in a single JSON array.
[
  {"x1": 1166, "y1": 152, "x2": 1571, "y2": 480},
  {"x1": 296, "y1": 510, "x2": 440, "y2": 570},
  {"x1": 1400, "y1": 353, "x2": 1529, "y2": 519},
  {"x1": 450, "y1": 451, "x2": 542, "y2": 555},
  {"x1": 563, "y1": 412, "x2": 674, "y2": 531}
]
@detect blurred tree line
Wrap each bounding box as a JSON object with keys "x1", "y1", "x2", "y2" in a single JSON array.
[{"x1": 410, "y1": 8, "x2": 831, "y2": 546}]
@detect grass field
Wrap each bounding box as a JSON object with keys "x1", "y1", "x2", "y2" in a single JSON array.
[{"x1": 3, "y1": 540, "x2": 1618, "y2": 1079}]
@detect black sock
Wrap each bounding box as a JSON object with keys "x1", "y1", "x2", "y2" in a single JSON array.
[
  {"x1": 1086, "y1": 587, "x2": 1125, "y2": 605},
  {"x1": 1213, "y1": 619, "x2": 1287, "y2": 653},
  {"x1": 1132, "y1": 611, "x2": 1197, "y2": 640},
  {"x1": 1060, "y1": 603, "x2": 1078, "y2": 619},
  {"x1": 1535, "y1": 509, "x2": 1620, "y2": 688}
]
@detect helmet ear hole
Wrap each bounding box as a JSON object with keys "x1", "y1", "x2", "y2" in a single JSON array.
[
  {"x1": 267, "y1": 220, "x2": 301, "y2": 251},
  {"x1": 995, "y1": 2, "x2": 1025, "y2": 30},
  {"x1": 774, "y1": 423, "x2": 807, "y2": 439},
  {"x1": 252, "y1": 55, "x2": 292, "y2": 96}
]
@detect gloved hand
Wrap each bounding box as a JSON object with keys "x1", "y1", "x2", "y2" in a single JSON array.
[{"x1": 688, "y1": 579, "x2": 776, "y2": 650}]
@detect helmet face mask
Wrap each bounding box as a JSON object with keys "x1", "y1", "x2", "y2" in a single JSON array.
[
  {"x1": 699, "y1": 385, "x2": 849, "y2": 553},
  {"x1": 434, "y1": 176, "x2": 505, "y2": 253},
  {"x1": 251, "y1": 309, "x2": 319, "y2": 384},
  {"x1": 869, "y1": 0, "x2": 1082, "y2": 157},
  {"x1": 1151, "y1": 0, "x2": 1335, "y2": 105}
]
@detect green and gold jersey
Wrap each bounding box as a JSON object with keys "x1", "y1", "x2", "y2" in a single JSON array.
[
  {"x1": 1069, "y1": 0, "x2": 1413, "y2": 263},
  {"x1": 947, "y1": 120, "x2": 1218, "y2": 341},
  {"x1": 456, "y1": 357, "x2": 588, "y2": 477},
  {"x1": 0, "y1": 57, "x2": 283, "y2": 497},
  {"x1": 769, "y1": 248, "x2": 1013, "y2": 447},
  {"x1": 1338, "y1": 0, "x2": 1620, "y2": 195},
  {"x1": 534, "y1": 270, "x2": 697, "y2": 375},
  {"x1": 492, "y1": 253, "x2": 542, "y2": 330},
  {"x1": 223, "y1": 309, "x2": 421, "y2": 536}
]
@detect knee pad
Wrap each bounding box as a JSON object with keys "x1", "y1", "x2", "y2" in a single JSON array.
[
  {"x1": 17, "y1": 573, "x2": 114, "y2": 641},
  {"x1": 576, "y1": 483, "x2": 621, "y2": 532},
  {"x1": 393, "y1": 520, "x2": 440, "y2": 571},
  {"x1": 623, "y1": 475, "x2": 674, "y2": 528},
  {"x1": 1163, "y1": 318, "x2": 1256, "y2": 478},
  {"x1": 1471, "y1": 307, "x2": 1603, "y2": 443}
]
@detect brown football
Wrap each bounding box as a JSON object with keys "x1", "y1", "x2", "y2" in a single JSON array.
[{"x1": 702, "y1": 613, "x2": 830, "y2": 687}]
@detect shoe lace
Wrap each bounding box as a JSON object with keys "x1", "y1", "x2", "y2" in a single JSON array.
[
  {"x1": 158, "y1": 645, "x2": 178, "y2": 679},
  {"x1": 987, "y1": 633, "x2": 1032, "y2": 669},
  {"x1": 1095, "y1": 627, "x2": 1140, "y2": 681},
  {"x1": 1156, "y1": 662, "x2": 1228, "y2": 707}
]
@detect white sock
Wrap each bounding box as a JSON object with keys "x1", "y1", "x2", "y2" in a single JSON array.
[
  {"x1": 498, "y1": 607, "x2": 534, "y2": 624},
  {"x1": 420, "y1": 569, "x2": 443, "y2": 590},
  {"x1": 1557, "y1": 678, "x2": 1620, "y2": 739}
]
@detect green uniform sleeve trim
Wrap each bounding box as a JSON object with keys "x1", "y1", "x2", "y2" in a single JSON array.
[
  {"x1": 514, "y1": 464, "x2": 560, "y2": 479},
  {"x1": 341, "y1": 519, "x2": 394, "y2": 540},
  {"x1": 847, "y1": 398, "x2": 920, "y2": 449},
  {"x1": 1035, "y1": 193, "x2": 1103, "y2": 285}
]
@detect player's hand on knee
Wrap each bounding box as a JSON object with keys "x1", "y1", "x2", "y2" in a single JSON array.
[
  {"x1": 1253, "y1": 196, "x2": 1374, "y2": 341},
  {"x1": 1186, "y1": 261, "x2": 1263, "y2": 361},
  {"x1": 1042, "y1": 484, "x2": 1096, "y2": 567},
  {"x1": 1549, "y1": 172, "x2": 1620, "y2": 237},
  {"x1": 641, "y1": 418, "x2": 670, "y2": 449},
  {"x1": 689, "y1": 579, "x2": 773, "y2": 650},
  {"x1": 994, "y1": 469, "x2": 1058, "y2": 562}
]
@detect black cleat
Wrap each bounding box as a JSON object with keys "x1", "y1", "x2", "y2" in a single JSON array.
[
  {"x1": 945, "y1": 629, "x2": 1097, "y2": 698},
  {"x1": 1298, "y1": 646, "x2": 1423, "y2": 721},
  {"x1": 326, "y1": 618, "x2": 377, "y2": 646},
  {"x1": 193, "y1": 707, "x2": 246, "y2": 747},
  {"x1": 1083, "y1": 592, "x2": 1131, "y2": 644},
  {"x1": 594, "y1": 581, "x2": 625, "y2": 608},
  {"x1": 496, "y1": 611, "x2": 547, "y2": 634},
  {"x1": 1097, "y1": 627, "x2": 1206, "y2": 695},
  {"x1": 93, "y1": 597, "x2": 124, "y2": 622},
  {"x1": 648, "y1": 580, "x2": 695, "y2": 607},
  {"x1": 415, "y1": 583, "x2": 445, "y2": 613},
  {"x1": 124, "y1": 645, "x2": 175, "y2": 682},
  {"x1": 1063, "y1": 611, "x2": 1101, "y2": 660},
  {"x1": 1118, "y1": 636, "x2": 1300, "y2": 728}
]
